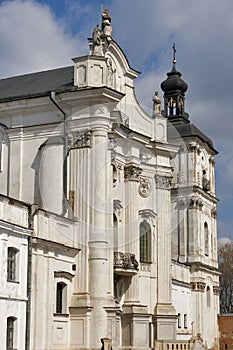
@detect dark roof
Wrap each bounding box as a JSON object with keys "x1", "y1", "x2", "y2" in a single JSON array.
[
  {"x1": 0, "y1": 66, "x2": 74, "y2": 102},
  {"x1": 161, "y1": 63, "x2": 188, "y2": 94},
  {"x1": 168, "y1": 121, "x2": 217, "y2": 153}
]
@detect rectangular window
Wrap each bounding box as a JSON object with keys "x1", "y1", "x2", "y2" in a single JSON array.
[
  {"x1": 178, "y1": 313, "x2": 181, "y2": 328},
  {"x1": 56, "y1": 282, "x2": 67, "y2": 314},
  {"x1": 7, "y1": 248, "x2": 17, "y2": 281},
  {"x1": 56, "y1": 283, "x2": 63, "y2": 313},
  {"x1": 184, "y1": 314, "x2": 187, "y2": 328}
]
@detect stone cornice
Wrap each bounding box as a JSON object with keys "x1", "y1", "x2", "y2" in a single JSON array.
[
  {"x1": 31, "y1": 237, "x2": 80, "y2": 256},
  {"x1": 185, "y1": 261, "x2": 220, "y2": 275},
  {"x1": 172, "y1": 279, "x2": 191, "y2": 289},
  {"x1": 0, "y1": 220, "x2": 32, "y2": 236},
  {"x1": 171, "y1": 186, "x2": 219, "y2": 203},
  {"x1": 54, "y1": 270, "x2": 75, "y2": 281}
]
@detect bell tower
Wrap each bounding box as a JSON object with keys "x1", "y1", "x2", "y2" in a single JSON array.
[{"x1": 160, "y1": 45, "x2": 219, "y2": 346}]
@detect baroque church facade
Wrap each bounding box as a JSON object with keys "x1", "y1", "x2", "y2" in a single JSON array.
[{"x1": 0, "y1": 9, "x2": 219, "y2": 350}]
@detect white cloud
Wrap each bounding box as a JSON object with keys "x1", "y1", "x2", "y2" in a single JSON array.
[
  {"x1": 217, "y1": 237, "x2": 232, "y2": 247},
  {"x1": 0, "y1": 0, "x2": 86, "y2": 77}
]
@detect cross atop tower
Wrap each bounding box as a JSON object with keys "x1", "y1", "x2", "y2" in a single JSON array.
[{"x1": 172, "y1": 43, "x2": 176, "y2": 64}]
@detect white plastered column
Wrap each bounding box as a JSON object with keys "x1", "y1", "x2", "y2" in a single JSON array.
[
  {"x1": 88, "y1": 126, "x2": 114, "y2": 349},
  {"x1": 154, "y1": 174, "x2": 177, "y2": 341}
]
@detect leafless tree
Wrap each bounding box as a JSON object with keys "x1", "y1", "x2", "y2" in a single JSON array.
[{"x1": 218, "y1": 241, "x2": 233, "y2": 314}]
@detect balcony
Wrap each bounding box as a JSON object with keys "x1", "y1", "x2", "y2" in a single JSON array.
[{"x1": 114, "y1": 252, "x2": 139, "y2": 276}]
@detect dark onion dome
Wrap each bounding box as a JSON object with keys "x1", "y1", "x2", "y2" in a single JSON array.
[{"x1": 161, "y1": 60, "x2": 188, "y2": 94}]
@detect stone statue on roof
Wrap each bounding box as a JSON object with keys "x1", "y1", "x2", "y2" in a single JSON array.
[
  {"x1": 152, "y1": 91, "x2": 161, "y2": 115},
  {"x1": 90, "y1": 9, "x2": 113, "y2": 56},
  {"x1": 101, "y1": 8, "x2": 113, "y2": 42},
  {"x1": 92, "y1": 24, "x2": 103, "y2": 56}
]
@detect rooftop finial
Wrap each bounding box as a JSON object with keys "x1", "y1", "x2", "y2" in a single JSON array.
[{"x1": 172, "y1": 43, "x2": 176, "y2": 64}]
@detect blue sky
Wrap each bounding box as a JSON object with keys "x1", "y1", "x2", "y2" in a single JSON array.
[{"x1": 0, "y1": 0, "x2": 232, "y2": 241}]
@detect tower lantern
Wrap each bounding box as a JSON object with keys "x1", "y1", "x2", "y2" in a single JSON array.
[{"x1": 161, "y1": 44, "x2": 188, "y2": 120}]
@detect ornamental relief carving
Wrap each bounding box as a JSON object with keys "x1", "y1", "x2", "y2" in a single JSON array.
[
  {"x1": 138, "y1": 178, "x2": 151, "y2": 198},
  {"x1": 155, "y1": 175, "x2": 172, "y2": 189},
  {"x1": 140, "y1": 152, "x2": 152, "y2": 163},
  {"x1": 177, "y1": 171, "x2": 185, "y2": 184},
  {"x1": 68, "y1": 130, "x2": 91, "y2": 149}
]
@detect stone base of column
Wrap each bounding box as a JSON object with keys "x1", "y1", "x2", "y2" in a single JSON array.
[
  {"x1": 69, "y1": 305, "x2": 93, "y2": 350},
  {"x1": 121, "y1": 304, "x2": 151, "y2": 349},
  {"x1": 154, "y1": 303, "x2": 177, "y2": 341},
  {"x1": 104, "y1": 306, "x2": 122, "y2": 348}
]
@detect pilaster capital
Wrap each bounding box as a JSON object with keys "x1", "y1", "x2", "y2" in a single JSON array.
[
  {"x1": 155, "y1": 174, "x2": 172, "y2": 189},
  {"x1": 124, "y1": 164, "x2": 142, "y2": 182},
  {"x1": 187, "y1": 141, "x2": 201, "y2": 154},
  {"x1": 213, "y1": 286, "x2": 220, "y2": 295},
  {"x1": 188, "y1": 197, "x2": 203, "y2": 210},
  {"x1": 68, "y1": 129, "x2": 91, "y2": 149},
  {"x1": 191, "y1": 281, "x2": 206, "y2": 292}
]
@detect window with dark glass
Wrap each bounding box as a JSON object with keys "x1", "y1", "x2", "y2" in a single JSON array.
[
  {"x1": 56, "y1": 282, "x2": 67, "y2": 314},
  {"x1": 140, "y1": 221, "x2": 151, "y2": 263},
  {"x1": 184, "y1": 314, "x2": 187, "y2": 328},
  {"x1": 204, "y1": 222, "x2": 209, "y2": 256},
  {"x1": 6, "y1": 317, "x2": 15, "y2": 350},
  {"x1": 206, "y1": 286, "x2": 211, "y2": 307},
  {"x1": 177, "y1": 313, "x2": 181, "y2": 328},
  {"x1": 7, "y1": 248, "x2": 17, "y2": 281}
]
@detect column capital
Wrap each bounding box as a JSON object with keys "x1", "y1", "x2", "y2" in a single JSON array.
[
  {"x1": 155, "y1": 174, "x2": 172, "y2": 189},
  {"x1": 124, "y1": 164, "x2": 142, "y2": 182}
]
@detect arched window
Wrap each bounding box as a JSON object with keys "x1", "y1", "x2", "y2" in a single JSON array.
[
  {"x1": 6, "y1": 317, "x2": 16, "y2": 350},
  {"x1": 140, "y1": 221, "x2": 151, "y2": 263},
  {"x1": 206, "y1": 286, "x2": 211, "y2": 307},
  {"x1": 56, "y1": 282, "x2": 67, "y2": 314},
  {"x1": 204, "y1": 222, "x2": 209, "y2": 256},
  {"x1": 7, "y1": 248, "x2": 18, "y2": 282}
]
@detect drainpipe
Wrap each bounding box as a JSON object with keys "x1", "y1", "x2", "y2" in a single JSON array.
[
  {"x1": 25, "y1": 204, "x2": 38, "y2": 350},
  {"x1": 49, "y1": 91, "x2": 68, "y2": 215}
]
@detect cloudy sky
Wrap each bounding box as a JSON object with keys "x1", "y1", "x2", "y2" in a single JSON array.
[{"x1": 0, "y1": 0, "x2": 232, "y2": 241}]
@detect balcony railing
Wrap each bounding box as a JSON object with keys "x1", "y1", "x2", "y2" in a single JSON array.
[
  {"x1": 114, "y1": 252, "x2": 139, "y2": 276},
  {"x1": 155, "y1": 341, "x2": 190, "y2": 350}
]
